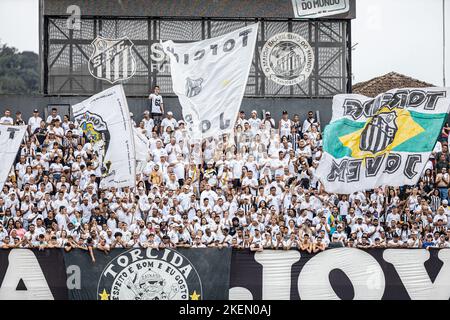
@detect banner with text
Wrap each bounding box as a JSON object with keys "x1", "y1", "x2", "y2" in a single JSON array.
[
  {"x1": 316, "y1": 88, "x2": 450, "y2": 194},
  {"x1": 229, "y1": 248, "x2": 450, "y2": 300},
  {"x1": 162, "y1": 23, "x2": 258, "y2": 141},
  {"x1": 1, "y1": 248, "x2": 450, "y2": 300},
  {"x1": 64, "y1": 247, "x2": 231, "y2": 300}
]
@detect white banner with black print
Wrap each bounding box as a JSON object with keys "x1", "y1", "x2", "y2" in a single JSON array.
[
  {"x1": 1, "y1": 248, "x2": 450, "y2": 300},
  {"x1": 0, "y1": 125, "x2": 27, "y2": 190},
  {"x1": 229, "y1": 248, "x2": 450, "y2": 300},
  {"x1": 72, "y1": 85, "x2": 136, "y2": 188},
  {"x1": 316, "y1": 88, "x2": 450, "y2": 194},
  {"x1": 162, "y1": 23, "x2": 259, "y2": 141}
]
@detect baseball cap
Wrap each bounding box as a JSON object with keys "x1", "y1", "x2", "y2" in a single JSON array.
[
  {"x1": 33, "y1": 109, "x2": 39, "y2": 113},
  {"x1": 443, "y1": 200, "x2": 448, "y2": 205},
  {"x1": 282, "y1": 110, "x2": 288, "y2": 114},
  {"x1": 265, "y1": 111, "x2": 271, "y2": 115},
  {"x1": 167, "y1": 111, "x2": 173, "y2": 116}
]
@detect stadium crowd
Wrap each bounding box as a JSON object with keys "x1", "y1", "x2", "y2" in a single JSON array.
[{"x1": 1, "y1": 86, "x2": 450, "y2": 261}]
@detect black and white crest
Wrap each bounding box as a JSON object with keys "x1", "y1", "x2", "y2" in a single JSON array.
[
  {"x1": 97, "y1": 248, "x2": 202, "y2": 300},
  {"x1": 185, "y1": 77, "x2": 203, "y2": 98},
  {"x1": 88, "y1": 36, "x2": 136, "y2": 84},
  {"x1": 260, "y1": 32, "x2": 314, "y2": 86},
  {"x1": 360, "y1": 111, "x2": 398, "y2": 154}
]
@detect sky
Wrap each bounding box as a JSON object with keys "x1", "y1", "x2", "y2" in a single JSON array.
[{"x1": 0, "y1": 0, "x2": 449, "y2": 86}]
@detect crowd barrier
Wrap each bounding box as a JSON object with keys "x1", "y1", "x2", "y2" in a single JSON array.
[{"x1": 0, "y1": 248, "x2": 448, "y2": 300}]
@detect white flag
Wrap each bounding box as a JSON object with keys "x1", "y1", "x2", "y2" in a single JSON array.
[
  {"x1": 133, "y1": 126, "x2": 149, "y2": 174},
  {"x1": 72, "y1": 85, "x2": 136, "y2": 188},
  {"x1": 133, "y1": 127, "x2": 149, "y2": 162},
  {"x1": 0, "y1": 125, "x2": 27, "y2": 190},
  {"x1": 316, "y1": 88, "x2": 450, "y2": 194},
  {"x1": 162, "y1": 23, "x2": 259, "y2": 141}
]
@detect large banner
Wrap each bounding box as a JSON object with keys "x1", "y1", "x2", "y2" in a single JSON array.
[
  {"x1": 229, "y1": 248, "x2": 450, "y2": 300},
  {"x1": 0, "y1": 125, "x2": 27, "y2": 190},
  {"x1": 316, "y1": 88, "x2": 450, "y2": 194},
  {"x1": 2, "y1": 248, "x2": 450, "y2": 300},
  {"x1": 0, "y1": 249, "x2": 67, "y2": 300},
  {"x1": 162, "y1": 23, "x2": 258, "y2": 141},
  {"x1": 64, "y1": 248, "x2": 231, "y2": 300},
  {"x1": 72, "y1": 85, "x2": 136, "y2": 188}
]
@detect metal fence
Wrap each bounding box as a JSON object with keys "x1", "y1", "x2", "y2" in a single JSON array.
[{"x1": 44, "y1": 17, "x2": 351, "y2": 97}]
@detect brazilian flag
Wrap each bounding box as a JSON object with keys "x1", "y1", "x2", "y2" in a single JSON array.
[{"x1": 316, "y1": 88, "x2": 450, "y2": 194}]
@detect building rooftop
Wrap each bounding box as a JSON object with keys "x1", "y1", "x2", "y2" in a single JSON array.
[{"x1": 352, "y1": 72, "x2": 436, "y2": 97}]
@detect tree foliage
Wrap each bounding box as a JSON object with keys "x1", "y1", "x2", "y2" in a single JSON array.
[{"x1": 0, "y1": 43, "x2": 39, "y2": 94}]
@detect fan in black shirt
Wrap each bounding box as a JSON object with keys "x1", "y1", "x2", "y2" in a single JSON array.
[
  {"x1": 44, "y1": 211, "x2": 57, "y2": 229},
  {"x1": 34, "y1": 126, "x2": 48, "y2": 145}
]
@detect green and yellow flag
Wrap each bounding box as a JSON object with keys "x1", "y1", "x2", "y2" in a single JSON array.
[{"x1": 316, "y1": 88, "x2": 450, "y2": 193}]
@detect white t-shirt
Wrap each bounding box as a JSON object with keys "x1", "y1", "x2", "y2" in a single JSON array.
[
  {"x1": 149, "y1": 94, "x2": 163, "y2": 114},
  {"x1": 161, "y1": 117, "x2": 178, "y2": 132},
  {"x1": 248, "y1": 118, "x2": 261, "y2": 133},
  {"x1": 46, "y1": 114, "x2": 62, "y2": 124},
  {"x1": 338, "y1": 200, "x2": 349, "y2": 216},
  {"x1": 28, "y1": 116, "x2": 43, "y2": 133},
  {"x1": 0, "y1": 116, "x2": 13, "y2": 125}
]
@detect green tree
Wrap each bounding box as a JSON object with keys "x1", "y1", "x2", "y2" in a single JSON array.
[{"x1": 0, "y1": 43, "x2": 39, "y2": 94}]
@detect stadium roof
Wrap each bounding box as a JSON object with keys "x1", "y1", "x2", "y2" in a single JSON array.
[{"x1": 352, "y1": 72, "x2": 436, "y2": 97}]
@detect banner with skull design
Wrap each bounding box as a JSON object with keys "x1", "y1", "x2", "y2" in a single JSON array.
[
  {"x1": 161, "y1": 23, "x2": 259, "y2": 141},
  {"x1": 64, "y1": 247, "x2": 231, "y2": 300},
  {"x1": 316, "y1": 88, "x2": 450, "y2": 194},
  {"x1": 72, "y1": 85, "x2": 136, "y2": 188}
]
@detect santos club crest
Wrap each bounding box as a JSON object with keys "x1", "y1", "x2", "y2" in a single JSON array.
[
  {"x1": 97, "y1": 248, "x2": 202, "y2": 300},
  {"x1": 74, "y1": 111, "x2": 111, "y2": 172},
  {"x1": 360, "y1": 111, "x2": 398, "y2": 154},
  {"x1": 261, "y1": 32, "x2": 314, "y2": 86},
  {"x1": 89, "y1": 36, "x2": 136, "y2": 84}
]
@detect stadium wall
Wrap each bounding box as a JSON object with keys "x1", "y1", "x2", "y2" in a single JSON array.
[
  {"x1": 0, "y1": 247, "x2": 448, "y2": 300},
  {"x1": 0, "y1": 95, "x2": 333, "y2": 125}
]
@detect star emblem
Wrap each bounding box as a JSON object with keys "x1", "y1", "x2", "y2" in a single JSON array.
[
  {"x1": 190, "y1": 290, "x2": 201, "y2": 300},
  {"x1": 222, "y1": 79, "x2": 230, "y2": 87},
  {"x1": 339, "y1": 107, "x2": 424, "y2": 159},
  {"x1": 99, "y1": 289, "x2": 110, "y2": 300}
]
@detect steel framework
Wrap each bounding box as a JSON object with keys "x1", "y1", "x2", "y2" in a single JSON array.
[{"x1": 43, "y1": 17, "x2": 351, "y2": 97}]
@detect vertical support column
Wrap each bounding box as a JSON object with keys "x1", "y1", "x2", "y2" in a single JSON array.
[
  {"x1": 259, "y1": 20, "x2": 265, "y2": 96},
  {"x1": 147, "y1": 17, "x2": 152, "y2": 92},
  {"x1": 313, "y1": 21, "x2": 319, "y2": 97},
  {"x1": 346, "y1": 20, "x2": 352, "y2": 93},
  {"x1": 288, "y1": 19, "x2": 293, "y2": 96},
  {"x1": 69, "y1": 28, "x2": 73, "y2": 93},
  {"x1": 42, "y1": 16, "x2": 49, "y2": 95}
]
